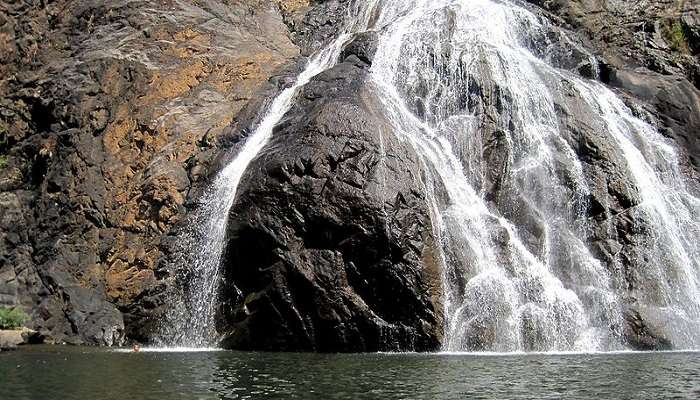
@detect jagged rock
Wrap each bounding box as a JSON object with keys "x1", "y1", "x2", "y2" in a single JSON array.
[
  {"x1": 284, "y1": 0, "x2": 353, "y2": 54},
  {"x1": 0, "y1": 0, "x2": 305, "y2": 345},
  {"x1": 216, "y1": 58, "x2": 444, "y2": 352},
  {"x1": 604, "y1": 68, "x2": 700, "y2": 170},
  {"x1": 341, "y1": 32, "x2": 379, "y2": 66},
  {"x1": 0, "y1": 0, "x2": 697, "y2": 352},
  {"x1": 623, "y1": 309, "x2": 673, "y2": 350},
  {"x1": 525, "y1": 0, "x2": 700, "y2": 172}
]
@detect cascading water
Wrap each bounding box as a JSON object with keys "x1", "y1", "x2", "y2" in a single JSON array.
[
  {"x1": 158, "y1": 2, "x2": 380, "y2": 348},
  {"x1": 161, "y1": 0, "x2": 700, "y2": 351},
  {"x1": 368, "y1": 0, "x2": 700, "y2": 351}
]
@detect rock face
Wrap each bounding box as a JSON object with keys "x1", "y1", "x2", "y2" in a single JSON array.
[
  {"x1": 525, "y1": 0, "x2": 700, "y2": 171},
  {"x1": 523, "y1": 0, "x2": 700, "y2": 352},
  {"x1": 0, "y1": 0, "x2": 303, "y2": 345},
  {"x1": 216, "y1": 49, "x2": 444, "y2": 352},
  {"x1": 0, "y1": 0, "x2": 698, "y2": 351}
]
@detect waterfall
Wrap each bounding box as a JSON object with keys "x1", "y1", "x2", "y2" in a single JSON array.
[
  {"x1": 160, "y1": 0, "x2": 700, "y2": 351},
  {"x1": 369, "y1": 0, "x2": 700, "y2": 351},
  {"x1": 158, "y1": 2, "x2": 380, "y2": 348}
]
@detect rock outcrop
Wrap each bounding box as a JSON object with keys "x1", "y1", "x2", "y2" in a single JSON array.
[
  {"x1": 525, "y1": 0, "x2": 700, "y2": 171},
  {"x1": 216, "y1": 44, "x2": 444, "y2": 352},
  {"x1": 0, "y1": 0, "x2": 303, "y2": 345}
]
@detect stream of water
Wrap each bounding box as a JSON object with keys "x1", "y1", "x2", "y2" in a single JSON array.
[
  {"x1": 160, "y1": 0, "x2": 700, "y2": 352},
  {"x1": 369, "y1": 0, "x2": 700, "y2": 352},
  {"x1": 159, "y1": 1, "x2": 381, "y2": 347}
]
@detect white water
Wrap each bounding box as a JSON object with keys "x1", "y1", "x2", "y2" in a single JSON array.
[
  {"x1": 162, "y1": 0, "x2": 700, "y2": 351},
  {"x1": 159, "y1": 2, "x2": 380, "y2": 347},
  {"x1": 368, "y1": 0, "x2": 700, "y2": 351}
]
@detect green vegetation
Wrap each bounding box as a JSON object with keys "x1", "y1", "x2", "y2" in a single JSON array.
[
  {"x1": 0, "y1": 307, "x2": 29, "y2": 330},
  {"x1": 0, "y1": 155, "x2": 6, "y2": 169},
  {"x1": 664, "y1": 19, "x2": 690, "y2": 54}
]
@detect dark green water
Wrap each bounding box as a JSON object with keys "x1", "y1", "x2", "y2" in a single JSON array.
[{"x1": 1, "y1": 346, "x2": 699, "y2": 399}]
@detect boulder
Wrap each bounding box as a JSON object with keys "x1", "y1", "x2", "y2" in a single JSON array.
[
  {"x1": 216, "y1": 56, "x2": 444, "y2": 352},
  {"x1": 0, "y1": 330, "x2": 23, "y2": 349},
  {"x1": 0, "y1": 328, "x2": 44, "y2": 349}
]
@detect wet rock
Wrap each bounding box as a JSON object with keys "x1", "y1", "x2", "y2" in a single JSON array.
[
  {"x1": 341, "y1": 32, "x2": 379, "y2": 66},
  {"x1": 623, "y1": 309, "x2": 673, "y2": 350},
  {"x1": 605, "y1": 68, "x2": 700, "y2": 170},
  {"x1": 285, "y1": 0, "x2": 352, "y2": 54},
  {"x1": 0, "y1": 0, "x2": 696, "y2": 352},
  {"x1": 524, "y1": 0, "x2": 700, "y2": 350},
  {"x1": 526, "y1": 0, "x2": 700, "y2": 172},
  {"x1": 217, "y1": 59, "x2": 444, "y2": 352}
]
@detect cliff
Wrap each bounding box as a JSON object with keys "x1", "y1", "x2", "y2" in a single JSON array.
[
  {"x1": 0, "y1": 0, "x2": 698, "y2": 350},
  {"x1": 0, "y1": 0, "x2": 311, "y2": 344}
]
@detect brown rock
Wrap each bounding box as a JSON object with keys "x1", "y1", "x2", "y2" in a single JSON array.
[{"x1": 0, "y1": 0, "x2": 306, "y2": 344}]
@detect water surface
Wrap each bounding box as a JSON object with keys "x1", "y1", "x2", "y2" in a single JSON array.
[{"x1": 1, "y1": 346, "x2": 699, "y2": 399}]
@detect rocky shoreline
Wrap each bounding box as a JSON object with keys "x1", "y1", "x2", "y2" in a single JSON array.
[{"x1": 0, "y1": 327, "x2": 43, "y2": 351}]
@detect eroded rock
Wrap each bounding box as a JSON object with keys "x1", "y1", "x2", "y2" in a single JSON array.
[
  {"x1": 216, "y1": 57, "x2": 444, "y2": 352},
  {"x1": 0, "y1": 0, "x2": 305, "y2": 345}
]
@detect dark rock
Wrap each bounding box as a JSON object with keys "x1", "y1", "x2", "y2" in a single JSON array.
[
  {"x1": 523, "y1": 0, "x2": 700, "y2": 350},
  {"x1": 286, "y1": 0, "x2": 352, "y2": 55},
  {"x1": 0, "y1": 0, "x2": 307, "y2": 345},
  {"x1": 526, "y1": 0, "x2": 700, "y2": 172},
  {"x1": 605, "y1": 68, "x2": 700, "y2": 170},
  {"x1": 22, "y1": 329, "x2": 45, "y2": 345},
  {"x1": 216, "y1": 59, "x2": 444, "y2": 352},
  {"x1": 0, "y1": 0, "x2": 697, "y2": 352},
  {"x1": 341, "y1": 32, "x2": 379, "y2": 66},
  {"x1": 623, "y1": 309, "x2": 673, "y2": 350}
]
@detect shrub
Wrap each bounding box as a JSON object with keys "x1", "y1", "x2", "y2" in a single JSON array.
[
  {"x1": 664, "y1": 19, "x2": 690, "y2": 54},
  {"x1": 0, "y1": 307, "x2": 29, "y2": 330}
]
